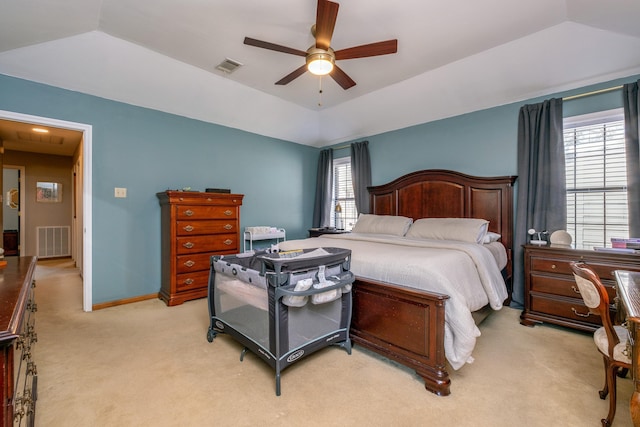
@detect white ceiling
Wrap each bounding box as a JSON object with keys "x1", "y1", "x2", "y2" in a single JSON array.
[{"x1": 0, "y1": 0, "x2": 639, "y2": 149}]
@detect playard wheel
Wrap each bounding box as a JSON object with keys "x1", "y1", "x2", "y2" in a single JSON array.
[{"x1": 206, "y1": 328, "x2": 217, "y2": 342}]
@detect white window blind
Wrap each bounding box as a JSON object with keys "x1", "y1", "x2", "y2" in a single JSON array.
[
  {"x1": 332, "y1": 157, "x2": 358, "y2": 230},
  {"x1": 564, "y1": 110, "x2": 628, "y2": 249}
]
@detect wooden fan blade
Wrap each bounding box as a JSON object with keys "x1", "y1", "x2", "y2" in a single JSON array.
[
  {"x1": 315, "y1": 0, "x2": 339, "y2": 50},
  {"x1": 275, "y1": 64, "x2": 308, "y2": 85},
  {"x1": 334, "y1": 39, "x2": 398, "y2": 60},
  {"x1": 330, "y1": 64, "x2": 356, "y2": 90},
  {"x1": 244, "y1": 37, "x2": 306, "y2": 57}
]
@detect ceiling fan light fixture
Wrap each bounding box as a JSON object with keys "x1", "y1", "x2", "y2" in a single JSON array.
[
  {"x1": 244, "y1": 0, "x2": 397, "y2": 90},
  {"x1": 306, "y1": 48, "x2": 335, "y2": 76}
]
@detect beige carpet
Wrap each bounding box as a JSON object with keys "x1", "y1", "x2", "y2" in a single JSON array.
[{"x1": 33, "y1": 258, "x2": 633, "y2": 426}]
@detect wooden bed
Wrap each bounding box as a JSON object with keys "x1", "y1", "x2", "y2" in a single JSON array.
[{"x1": 349, "y1": 169, "x2": 516, "y2": 396}]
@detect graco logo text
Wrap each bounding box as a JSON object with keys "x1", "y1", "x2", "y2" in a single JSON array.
[{"x1": 287, "y1": 350, "x2": 305, "y2": 363}]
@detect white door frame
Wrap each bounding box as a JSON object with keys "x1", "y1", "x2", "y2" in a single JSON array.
[
  {"x1": 2, "y1": 165, "x2": 26, "y2": 253},
  {"x1": 0, "y1": 109, "x2": 93, "y2": 312}
]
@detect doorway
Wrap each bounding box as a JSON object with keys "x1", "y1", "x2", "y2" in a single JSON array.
[
  {"x1": 2, "y1": 166, "x2": 25, "y2": 256},
  {"x1": 0, "y1": 109, "x2": 93, "y2": 312}
]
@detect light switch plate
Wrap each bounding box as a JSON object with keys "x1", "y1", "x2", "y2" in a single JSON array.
[{"x1": 114, "y1": 187, "x2": 127, "y2": 198}]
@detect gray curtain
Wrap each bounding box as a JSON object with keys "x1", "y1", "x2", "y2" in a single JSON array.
[
  {"x1": 512, "y1": 98, "x2": 565, "y2": 307},
  {"x1": 312, "y1": 148, "x2": 333, "y2": 228},
  {"x1": 350, "y1": 141, "x2": 372, "y2": 215},
  {"x1": 623, "y1": 80, "x2": 640, "y2": 236}
]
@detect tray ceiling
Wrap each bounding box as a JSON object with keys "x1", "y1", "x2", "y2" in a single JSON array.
[{"x1": 1, "y1": 0, "x2": 639, "y2": 147}]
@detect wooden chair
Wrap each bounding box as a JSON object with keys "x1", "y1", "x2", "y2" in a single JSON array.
[{"x1": 570, "y1": 261, "x2": 631, "y2": 427}]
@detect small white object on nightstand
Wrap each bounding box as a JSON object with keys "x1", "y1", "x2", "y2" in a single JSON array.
[
  {"x1": 550, "y1": 230, "x2": 572, "y2": 248},
  {"x1": 528, "y1": 228, "x2": 547, "y2": 245}
]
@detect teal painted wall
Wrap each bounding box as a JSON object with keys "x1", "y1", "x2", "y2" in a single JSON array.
[
  {"x1": 0, "y1": 74, "x2": 318, "y2": 304},
  {"x1": 1, "y1": 72, "x2": 638, "y2": 304},
  {"x1": 329, "y1": 73, "x2": 638, "y2": 301}
]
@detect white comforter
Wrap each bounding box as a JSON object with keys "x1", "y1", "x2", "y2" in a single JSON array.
[{"x1": 278, "y1": 233, "x2": 508, "y2": 370}]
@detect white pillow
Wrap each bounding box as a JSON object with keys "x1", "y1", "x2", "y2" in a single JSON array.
[
  {"x1": 405, "y1": 218, "x2": 489, "y2": 244},
  {"x1": 351, "y1": 214, "x2": 413, "y2": 236},
  {"x1": 483, "y1": 232, "x2": 502, "y2": 244}
]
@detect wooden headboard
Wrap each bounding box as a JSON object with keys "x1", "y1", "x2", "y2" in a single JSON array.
[{"x1": 368, "y1": 169, "x2": 517, "y2": 278}]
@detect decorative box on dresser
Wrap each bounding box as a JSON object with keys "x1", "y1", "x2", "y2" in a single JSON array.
[
  {"x1": 157, "y1": 191, "x2": 243, "y2": 306},
  {"x1": 521, "y1": 244, "x2": 640, "y2": 332},
  {"x1": 0, "y1": 256, "x2": 38, "y2": 426}
]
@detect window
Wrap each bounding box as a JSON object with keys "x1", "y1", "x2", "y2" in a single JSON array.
[
  {"x1": 331, "y1": 157, "x2": 358, "y2": 230},
  {"x1": 563, "y1": 109, "x2": 628, "y2": 249}
]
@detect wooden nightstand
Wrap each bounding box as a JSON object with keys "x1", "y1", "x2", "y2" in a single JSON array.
[
  {"x1": 521, "y1": 244, "x2": 640, "y2": 332},
  {"x1": 308, "y1": 228, "x2": 351, "y2": 238}
]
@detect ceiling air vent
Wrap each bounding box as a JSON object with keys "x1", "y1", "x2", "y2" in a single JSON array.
[{"x1": 216, "y1": 58, "x2": 243, "y2": 74}]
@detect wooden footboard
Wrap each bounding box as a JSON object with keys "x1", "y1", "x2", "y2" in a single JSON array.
[{"x1": 350, "y1": 277, "x2": 451, "y2": 396}]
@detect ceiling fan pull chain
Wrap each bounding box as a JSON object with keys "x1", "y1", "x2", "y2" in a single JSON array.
[{"x1": 318, "y1": 76, "x2": 323, "y2": 107}]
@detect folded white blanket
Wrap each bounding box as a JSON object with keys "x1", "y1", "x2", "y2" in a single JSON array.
[{"x1": 245, "y1": 226, "x2": 273, "y2": 234}]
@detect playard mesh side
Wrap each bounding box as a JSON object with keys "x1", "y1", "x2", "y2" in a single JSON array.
[{"x1": 207, "y1": 247, "x2": 354, "y2": 395}]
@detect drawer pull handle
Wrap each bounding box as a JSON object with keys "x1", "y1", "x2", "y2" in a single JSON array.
[
  {"x1": 571, "y1": 307, "x2": 592, "y2": 318},
  {"x1": 224, "y1": 210, "x2": 232, "y2": 216},
  {"x1": 183, "y1": 242, "x2": 194, "y2": 249},
  {"x1": 27, "y1": 362, "x2": 38, "y2": 375},
  {"x1": 224, "y1": 239, "x2": 233, "y2": 245},
  {"x1": 27, "y1": 361, "x2": 37, "y2": 376},
  {"x1": 571, "y1": 285, "x2": 581, "y2": 294},
  {"x1": 551, "y1": 264, "x2": 557, "y2": 269},
  {"x1": 184, "y1": 260, "x2": 195, "y2": 268},
  {"x1": 184, "y1": 209, "x2": 194, "y2": 216},
  {"x1": 184, "y1": 278, "x2": 194, "y2": 285},
  {"x1": 183, "y1": 225, "x2": 194, "y2": 232},
  {"x1": 224, "y1": 224, "x2": 232, "y2": 230}
]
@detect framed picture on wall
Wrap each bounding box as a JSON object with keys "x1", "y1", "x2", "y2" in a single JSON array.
[
  {"x1": 6, "y1": 188, "x2": 18, "y2": 209},
  {"x1": 36, "y1": 181, "x2": 62, "y2": 203}
]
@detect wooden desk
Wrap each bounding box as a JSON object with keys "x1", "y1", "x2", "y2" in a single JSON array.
[{"x1": 614, "y1": 270, "x2": 640, "y2": 427}]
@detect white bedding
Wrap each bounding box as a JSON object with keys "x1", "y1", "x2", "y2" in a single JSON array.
[{"x1": 277, "y1": 233, "x2": 508, "y2": 370}]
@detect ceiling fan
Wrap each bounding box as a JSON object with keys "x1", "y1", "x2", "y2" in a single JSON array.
[{"x1": 244, "y1": 0, "x2": 398, "y2": 90}]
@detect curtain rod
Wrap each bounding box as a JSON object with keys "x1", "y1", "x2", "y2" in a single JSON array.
[
  {"x1": 562, "y1": 85, "x2": 623, "y2": 101},
  {"x1": 331, "y1": 143, "x2": 350, "y2": 150}
]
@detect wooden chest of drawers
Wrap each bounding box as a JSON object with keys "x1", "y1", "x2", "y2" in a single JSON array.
[
  {"x1": 521, "y1": 245, "x2": 640, "y2": 332},
  {"x1": 157, "y1": 191, "x2": 243, "y2": 306},
  {"x1": 0, "y1": 256, "x2": 38, "y2": 426}
]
